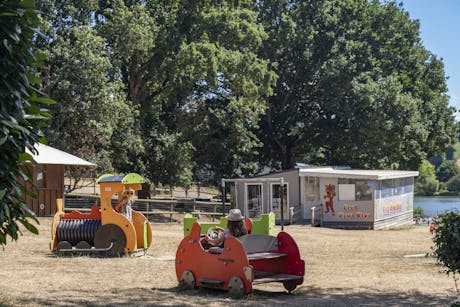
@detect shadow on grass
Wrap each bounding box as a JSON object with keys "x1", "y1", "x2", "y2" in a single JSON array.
[
  {"x1": 297, "y1": 285, "x2": 458, "y2": 306},
  {"x1": 11, "y1": 285, "x2": 458, "y2": 307}
]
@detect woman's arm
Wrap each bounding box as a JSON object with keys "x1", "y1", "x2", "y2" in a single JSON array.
[{"x1": 114, "y1": 198, "x2": 127, "y2": 212}]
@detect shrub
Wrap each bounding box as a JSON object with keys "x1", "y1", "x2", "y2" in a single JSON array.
[
  {"x1": 436, "y1": 160, "x2": 459, "y2": 182},
  {"x1": 432, "y1": 211, "x2": 460, "y2": 293},
  {"x1": 447, "y1": 174, "x2": 460, "y2": 193},
  {"x1": 413, "y1": 206, "x2": 425, "y2": 219},
  {"x1": 415, "y1": 161, "x2": 440, "y2": 196}
]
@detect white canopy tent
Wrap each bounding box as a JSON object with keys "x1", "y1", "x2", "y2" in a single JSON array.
[{"x1": 26, "y1": 143, "x2": 96, "y2": 166}]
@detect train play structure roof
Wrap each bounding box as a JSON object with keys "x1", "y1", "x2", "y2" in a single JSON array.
[{"x1": 96, "y1": 173, "x2": 145, "y2": 184}]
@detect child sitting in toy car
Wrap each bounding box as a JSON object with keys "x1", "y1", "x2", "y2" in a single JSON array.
[{"x1": 202, "y1": 209, "x2": 248, "y2": 254}]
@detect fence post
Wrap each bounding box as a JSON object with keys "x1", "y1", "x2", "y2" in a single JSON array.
[{"x1": 311, "y1": 206, "x2": 316, "y2": 227}]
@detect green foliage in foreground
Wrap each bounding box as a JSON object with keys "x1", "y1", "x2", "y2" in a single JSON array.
[
  {"x1": 432, "y1": 212, "x2": 460, "y2": 293},
  {"x1": 0, "y1": 0, "x2": 51, "y2": 244}
]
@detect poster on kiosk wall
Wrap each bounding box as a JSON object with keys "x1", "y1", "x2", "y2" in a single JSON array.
[{"x1": 321, "y1": 179, "x2": 374, "y2": 222}]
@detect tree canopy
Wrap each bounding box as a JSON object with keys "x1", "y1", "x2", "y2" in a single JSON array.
[
  {"x1": 255, "y1": 0, "x2": 456, "y2": 170},
  {"x1": 34, "y1": 0, "x2": 456, "y2": 188}
]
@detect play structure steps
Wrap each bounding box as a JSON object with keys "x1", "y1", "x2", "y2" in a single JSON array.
[
  {"x1": 252, "y1": 271, "x2": 303, "y2": 284},
  {"x1": 247, "y1": 252, "x2": 288, "y2": 260}
]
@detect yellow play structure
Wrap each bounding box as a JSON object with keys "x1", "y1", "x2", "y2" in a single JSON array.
[{"x1": 50, "y1": 173, "x2": 152, "y2": 257}]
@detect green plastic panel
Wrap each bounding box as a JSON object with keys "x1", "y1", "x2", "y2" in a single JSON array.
[
  {"x1": 121, "y1": 173, "x2": 145, "y2": 184},
  {"x1": 96, "y1": 173, "x2": 145, "y2": 184},
  {"x1": 252, "y1": 212, "x2": 276, "y2": 236},
  {"x1": 183, "y1": 212, "x2": 275, "y2": 236}
]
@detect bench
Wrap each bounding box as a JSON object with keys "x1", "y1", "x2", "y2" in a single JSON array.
[{"x1": 238, "y1": 233, "x2": 304, "y2": 288}]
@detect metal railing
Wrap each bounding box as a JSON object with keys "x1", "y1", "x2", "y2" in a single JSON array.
[{"x1": 63, "y1": 193, "x2": 231, "y2": 221}]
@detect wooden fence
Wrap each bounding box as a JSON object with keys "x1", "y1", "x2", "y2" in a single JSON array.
[{"x1": 63, "y1": 193, "x2": 231, "y2": 222}]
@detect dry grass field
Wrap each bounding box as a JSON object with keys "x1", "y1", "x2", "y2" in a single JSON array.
[{"x1": 0, "y1": 217, "x2": 458, "y2": 306}]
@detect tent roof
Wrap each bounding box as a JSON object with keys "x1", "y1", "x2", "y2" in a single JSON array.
[
  {"x1": 298, "y1": 167, "x2": 419, "y2": 180},
  {"x1": 26, "y1": 143, "x2": 96, "y2": 166}
]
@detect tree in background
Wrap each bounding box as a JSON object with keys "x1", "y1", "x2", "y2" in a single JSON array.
[
  {"x1": 255, "y1": 0, "x2": 455, "y2": 170},
  {"x1": 415, "y1": 160, "x2": 439, "y2": 196},
  {"x1": 446, "y1": 174, "x2": 460, "y2": 194},
  {"x1": 35, "y1": 0, "x2": 143, "y2": 181},
  {"x1": 0, "y1": 0, "x2": 51, "y2": 244},
  {"x1": 436, "y1": 160, "x2": 459, "y2": 183},
  {"x1": 33, "y1": 0, "x2": 457, "y2": 189},
  {"x1": 95, "y1": 0, "x2": 273, "y2": 186}
]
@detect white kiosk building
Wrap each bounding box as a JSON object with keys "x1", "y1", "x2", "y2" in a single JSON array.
[{"x1": 223, "y1": 166, "x2": 419, "y2": 229}]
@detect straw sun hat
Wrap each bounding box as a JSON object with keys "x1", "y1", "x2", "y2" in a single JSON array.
[{"x1": 227, "y1": 208, "x2": 244, "y2": 221}]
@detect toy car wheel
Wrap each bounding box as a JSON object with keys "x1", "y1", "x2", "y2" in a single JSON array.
[
  {"x1": 178, "y1": 270, "x2": 196, "y2": 290},
  {"x1": 283, "y1": 280, "x2": 298, "y2": 292},
  {"x1": 228, "y1": 276, "x2": 245, "y2": 298}
]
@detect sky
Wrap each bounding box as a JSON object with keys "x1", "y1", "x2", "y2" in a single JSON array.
[{"x1": 401, "y1": 0, "x2": 460, "y2": 118}]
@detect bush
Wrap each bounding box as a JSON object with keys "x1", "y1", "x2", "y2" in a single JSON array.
[
  {"x1": 438, "y1": 190, "x2": 459, "y2": 196},
  {"x1": 447, "y1": 174, "x2": 460, "y2": 193},
  {"x1": 413, "y1": 206, "x2": 425, "y2": 219},
  {"x1": 437, "y1": 160, "x2": 460, "y2": 182},
  {"x1": 432, "y1": 211, "x2": 460, "y2": 293},
  {"x1": 415, "y1": 160, "x2": 440, "y2": 196}
]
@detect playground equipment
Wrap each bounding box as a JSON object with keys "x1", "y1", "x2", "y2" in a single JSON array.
[
  {"x1": 175, "y1": 222, "x2": 305, "y2": 297},
  {"x1": 183, "y1": 212, "x2": 275, "y2": 237},
  {"x1": 50, "y1": 173, "x2": 153, "y2": 257}
]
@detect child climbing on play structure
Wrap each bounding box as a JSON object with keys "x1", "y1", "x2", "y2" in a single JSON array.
[{"x1": 203, "y1": 208, "x2": 248, "y2": 254}]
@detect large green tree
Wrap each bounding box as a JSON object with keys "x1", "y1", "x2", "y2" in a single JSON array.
[
  {"x1": 36, "y1": 0, "x2": 276, "y2": 187},
  {"x1": 255, "y1": 0, "x2": 456, "y2": 170},
  {"x1": 36, "y1": 0, "x2": 143, "y2": 178},
  {"x1": 0, "y1": 0, "x2": 51, "y2": 244},
  {"x1": 97, "y1": 0, "x2": 276, "y2": 185}
]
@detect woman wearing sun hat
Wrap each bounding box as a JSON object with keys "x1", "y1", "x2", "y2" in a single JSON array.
[
  {"x1": 226, "y1": 208, "x2": 248, "y2": 237},
  {"x1": 205, "y1": 208, "x2": 248, "y2": 253},
  {"x1": 114, "y1": 187, "x2": 135, "y2": 222}
]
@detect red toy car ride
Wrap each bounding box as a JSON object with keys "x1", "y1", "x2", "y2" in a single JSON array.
[{"x1": 175, "y1": 222, "x2": 305, "y2": 297}]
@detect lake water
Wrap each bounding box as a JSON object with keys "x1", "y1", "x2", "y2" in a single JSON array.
[{"x1": 414, "y1": 197, "x2": 460, "y2": 216}]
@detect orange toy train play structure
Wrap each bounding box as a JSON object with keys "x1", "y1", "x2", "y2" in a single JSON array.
[
  {"x1": 50, "y1": 173, "x2": 152, "y2": 257},
  {"x1": 175, "y1": 222, "x2": 305, "y2": 297}
]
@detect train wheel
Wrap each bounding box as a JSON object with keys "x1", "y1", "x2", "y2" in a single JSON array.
[
  {"x1": 56, "y1": 241, "x2": 72, "y2": 256},
  {"x1": 76, "y1": 241, "x2": 91, "y2": 249},
  {"x1": 228, "y1": 276, "x2": 245, "y2": 298},
  {"x1": 283, "y1": 280, "x2": 298, "y2": 293},
  {"x1": 94, "y1": 224, "x2": 126, "y2": 257},
  {"x1": 178, "y1": 270, "x2": 195, "y2": 290}
]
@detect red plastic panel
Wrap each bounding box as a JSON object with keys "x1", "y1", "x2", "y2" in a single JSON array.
[
  {"x1": 61, "y1": 204, "x2": 101, "y2": 220},
  {"x1": 175, "y1": 223, "x2": 253, "y2": 294}
]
